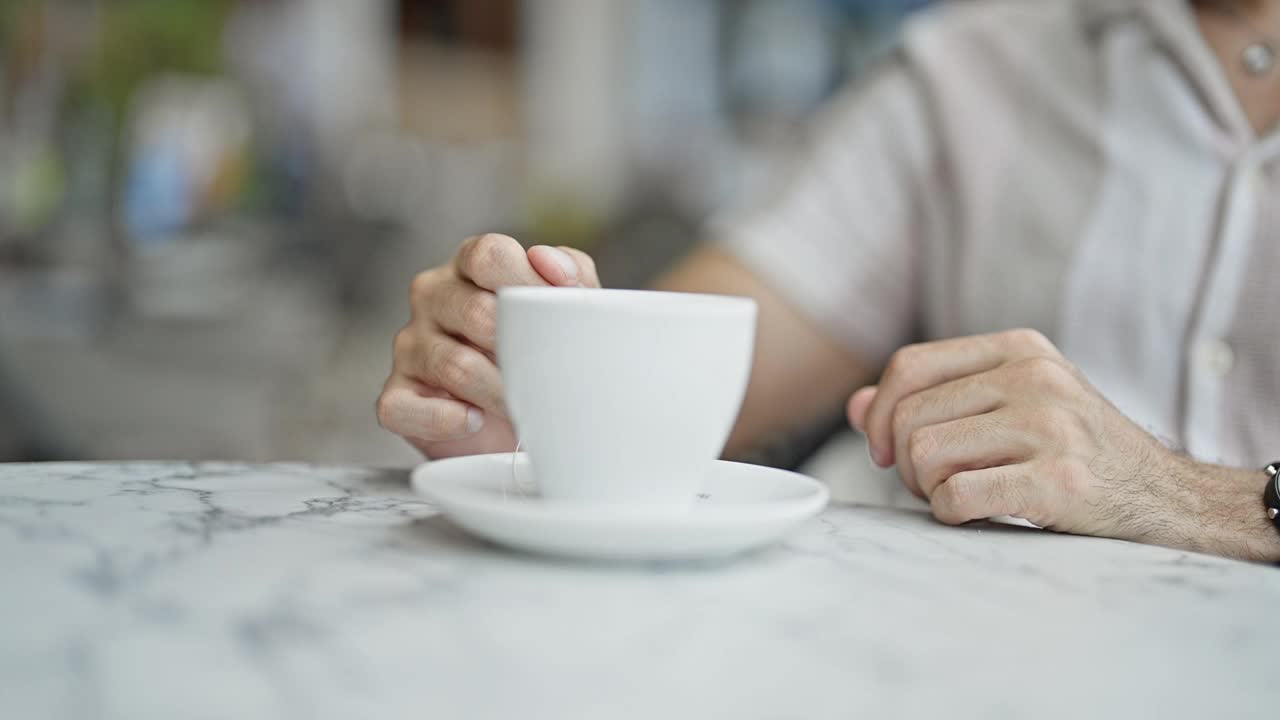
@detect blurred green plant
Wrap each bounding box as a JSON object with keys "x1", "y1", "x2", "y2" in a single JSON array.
[
  {"x1": 79, "y1": 0, "x2": 234, "y2": 123},
  {"x1": 1, "y1": 0, "x2": 233, "y2": 120},
  {"x1": 0, "y1": 1, "x2": 248, "y2": 234},
  {"x1": 526, "y1": 192, "x2": 606, "y2": 252},
  {"x1": 0, "y1": 0, "x2": 27, "y2": 35}
]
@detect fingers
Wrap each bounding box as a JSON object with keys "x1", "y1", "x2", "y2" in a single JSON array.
[
  {"x1": 930, "y1": 464, "x2": 1043, "y2": 526},
  {"x1": 455, "y1": 234, "x2": 601, "y2": 290},
  {"x1": 377, "y1": 381, "x2": 483, "y2": 441},
  {"x1": 445, "y1": 238, "x2": 598, "y2": 349},
  {"x1": 555, "y1": 245, "x2": 601, "y2": 288},
  {"x1": 430, "y1": 278, "x2": 499, "y2": 352},
  {"x1": 384, "y1": 233, "x2": 605, "y2": 451},
  {"x1": 455, "y1": 233, "x2": 548, "y2": 290},
  {"x1": 398, "y1": 235, "x2": 601, "y2": 423},
  {"x1": 905, "y1": 410, "x2": 1034, "y2": 499},
  {"x1": 392, "y1": 322, "x2": 506, "y2": 417},
  {"x1": 417, "y1": 333, "x2": 506, "y2": 417},
  {"x1": 890, "y1": 371, "x2": 1007, "y2": 496},
  {"x1": 528, "y1": 245, "x2": 601, "y2": 288},
  {"x1": 865, "y1": 329, "x2": 1057, "y2": 467}
]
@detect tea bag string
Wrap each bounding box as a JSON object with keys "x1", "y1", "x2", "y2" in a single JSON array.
[{"x1": 505, "y1": 439, "x2": 531, "y2": 501}]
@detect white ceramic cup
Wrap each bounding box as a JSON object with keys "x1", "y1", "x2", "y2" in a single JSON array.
[{"x1": 497, "y1": 287, "x2": 757, "y2": 507}]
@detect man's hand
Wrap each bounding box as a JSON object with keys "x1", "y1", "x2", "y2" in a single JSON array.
[
  {"x1": 846, "y1": 329, "x2": 1280, "y2": 561},
  {"x1": 377, "y1": 234, "x2": 600, "y2": 459}
]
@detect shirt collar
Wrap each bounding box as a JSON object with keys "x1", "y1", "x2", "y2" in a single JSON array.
[
  {"x1": 1083, "y1": 0, "x2": 1256, "y2": 143},
  {"x1": 1079, "y1": 0, "x2": 1143, "y2": 29}
]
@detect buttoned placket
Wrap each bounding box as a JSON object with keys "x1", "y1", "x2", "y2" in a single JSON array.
[
  {"x1": 1131, "y1": 0, "x2": 1280, "y2": 459},
  {"x1": 1180, "y1": 138, "x2": 1280, "y2": 458}
]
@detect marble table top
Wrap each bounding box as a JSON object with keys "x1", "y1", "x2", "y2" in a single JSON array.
[{"x1": 3, "y1": 462, "x2": 1279, "y2": 720}]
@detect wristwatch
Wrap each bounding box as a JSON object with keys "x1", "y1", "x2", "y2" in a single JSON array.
[{"x1": 1265, "y1": 462, "x2": 1280, "y2": 529}]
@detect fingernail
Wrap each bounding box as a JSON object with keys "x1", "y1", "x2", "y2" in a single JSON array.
[
  {"x1": 870, "y1": 444, "x2": 889, "y2": 468},
  {"x1": 865, "y1": 439, "x2": 878, "y2": 466},
  {"x1": 547, "y1": 247, "x2": 579, "y2": 285},
  {"x1": 466, "y1": 408, "x2": 484, "y2": 433}
]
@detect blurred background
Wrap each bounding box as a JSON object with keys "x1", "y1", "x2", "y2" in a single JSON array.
[{"x1": 0, "y1": 0, "x2": 935, "y2": 468}]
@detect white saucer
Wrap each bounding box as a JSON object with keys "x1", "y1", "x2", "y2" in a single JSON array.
[{"x1": 411, "y1": 453, "x2": 829, "y2": 561}]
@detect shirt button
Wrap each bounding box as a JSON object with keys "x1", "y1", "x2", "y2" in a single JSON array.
[{"x1": 1198, "y1": 338, "x2": 1235, "y2": 377}]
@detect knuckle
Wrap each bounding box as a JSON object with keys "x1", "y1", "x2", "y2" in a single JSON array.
[
  {"x1": 985, "y1": 473, "x2": 1025, "y2": 516},
  {"x1": 474, "y1": 233, "x2": 503, "y2": 263},
  {"x1": 456, "y1": 236, "x2": 478, "y2": 270},
  {"x1": 460, "y1": 292, "x2": 497, "y2": 339},
  {"x1": 884, "y1": 346, "x2": 921, "y2": 387},
  {"x1": 409, "y1": 269, "x2": 437, "y2": 303},
  {"x1": 936, "y1": 474, "x2": 976, "y2": 521},
  {"x1": 438, "y1": 345, "x2": 481, "y2": 390},
  {"x1": 1054, "y1": 405, "x2": 1086, "y2": 431},
  {"x1": 1025, "y1": 406, "x2": 1066, "y2": 437},
  {"x1": 469, "y1": 233, "x2": 515, "y2": 273},
  {"x1": 1007, "y1": 328, "x2": 1054, "y2": 354},
  {"x1": 457, "y1": 236, "x2": 486, "y2": 275},
  {"x1": 1014, "y1": 356, "x2": 1073, "y2": 389},
  {"x1": 392, "y1": 327, "x2": 414, "y2": 359},
  {"x1": 947, "y1": 473, "x2": 976, "y2": 506},
  {"x1": 890, "y1": 397, "x2": 918, "y2": 443},
  {"x1": 375, "y1": 391, "x2": 396, "y2": 430},
  {"x1": 906, "y1": 427, "x2": 938, "y2": 470}
]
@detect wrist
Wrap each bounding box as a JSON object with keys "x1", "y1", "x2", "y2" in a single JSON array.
[{"x1": 1156, "y1": 459, "x2": 1280, "y2": 563}]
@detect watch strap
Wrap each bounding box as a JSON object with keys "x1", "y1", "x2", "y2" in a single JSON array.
[{"x1": 1265, "y1": 462, "x2": 1280, "y2": 527}]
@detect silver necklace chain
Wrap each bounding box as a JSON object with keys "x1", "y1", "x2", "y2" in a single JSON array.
[{"x1": 1214, "y1": 0, "x2": 1278, "y2": 76}]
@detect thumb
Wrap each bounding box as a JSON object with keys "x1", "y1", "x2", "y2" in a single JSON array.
[
  {"x1": 847, "y1": 386, "x2": 878, "y2": 433},
  {"x1": 528, "y1": 245, "x2": 601, "y2": 288}
]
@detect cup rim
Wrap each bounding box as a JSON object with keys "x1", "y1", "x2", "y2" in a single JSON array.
[{"x1": 497, "y1": 287, "x2": 756, "y2": 314}]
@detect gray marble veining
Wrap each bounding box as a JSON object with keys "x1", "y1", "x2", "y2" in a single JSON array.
[{"x1": 2, "y1": 462, "x2": 1278, "y2": 720}]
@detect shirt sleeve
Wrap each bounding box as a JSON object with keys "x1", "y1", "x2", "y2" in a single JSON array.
[{"x1": 708, "y1": 58, "x2": 940, "y2": 370}]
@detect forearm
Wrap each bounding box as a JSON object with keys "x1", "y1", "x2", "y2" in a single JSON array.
[
  {"x1": 651, "y1": 245, "x2": 874, "y2": 458},
  {"x1": 1118, "y1": 456, "x2": 1280, "y2": 563}
]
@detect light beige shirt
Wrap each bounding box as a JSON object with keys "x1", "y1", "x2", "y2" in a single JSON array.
[{"x1": 715, "y1": 0, "x2": 1279, "y2": 469}]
